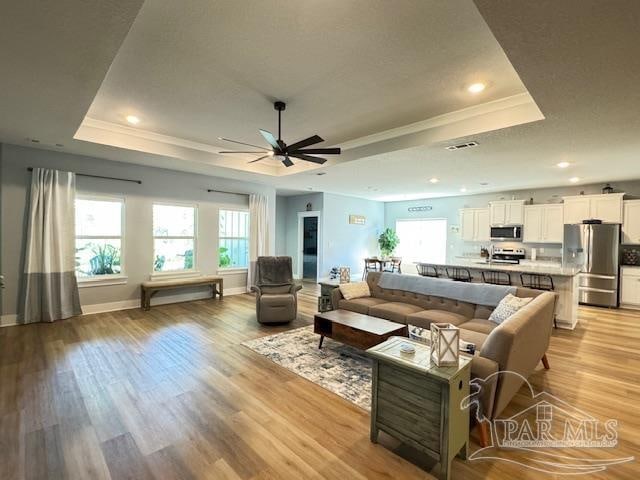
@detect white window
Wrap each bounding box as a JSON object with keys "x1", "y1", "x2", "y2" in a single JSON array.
[
  {"x1": 395, "y1": 219, "x2": 448, "y2": 265},
  {"x1": 75, "y1": 197, "x2": 124, "y2": 278},
  {"x1": 153, "y1": 203, "x2": 197, "y2": 272},
  {"x1": 219, "y1": 210, "x2": 249, "y2": 269}
]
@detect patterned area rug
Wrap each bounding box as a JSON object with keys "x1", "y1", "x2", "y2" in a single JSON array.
[{"x1": 242, "y1": 325, "x2": 372, "y2": 410}]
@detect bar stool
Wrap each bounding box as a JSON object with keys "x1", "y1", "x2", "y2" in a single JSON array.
[
  {"x1": 482, "y1": 270, "x2": 512, "y2": 286},
  {"x1": 446, "y1": 267, "x2": 473, "y2": 282},
  {"x1": 416, "y1": 264, "x2": 439, "y2": 278},
  {"x1": 520, "y1": 273, "x2": 557, "y2": 328}
]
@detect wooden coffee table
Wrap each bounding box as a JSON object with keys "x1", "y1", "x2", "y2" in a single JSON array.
[{"x1": 313, "y1": 309, "x2": 408, "y2": 350}]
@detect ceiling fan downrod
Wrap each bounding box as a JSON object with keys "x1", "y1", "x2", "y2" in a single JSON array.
[{"x1": 274, "y1": 101, "x2": 286, "y2": 141}]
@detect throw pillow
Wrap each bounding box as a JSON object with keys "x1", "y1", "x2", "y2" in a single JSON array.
[
  {"x1": 488, "y1": 294, "x2": 533, "y2": 324},
  {"x1": 339, "y1": 282, "x2": 371, "y2": 300}
]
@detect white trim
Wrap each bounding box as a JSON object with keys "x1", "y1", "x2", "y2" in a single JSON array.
[
  {"x1": 297, "y1": 211, "x2": 322, "y2": 281},
  {"x1": 149, "y1": 270, "x2": 201, "y2": 281},
  {"x1": 338, "y1": 93, "x2": 539, "y2": 150},
  {"x1": 0, "y1": 314, "x2": 18, "y2": 327},
  {"x1": 0, "y1": 287, "x2": 250, "y2": 326},
  {"x1": 78, "y1": 275, "x2": 128, "y2": 288},
  {"x1": 217, "y1": 268, "x2": 248, "y2": 275}
]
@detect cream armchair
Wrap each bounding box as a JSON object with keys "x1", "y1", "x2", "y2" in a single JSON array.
[{"x1": 251, "y1": 256, "x2": 302, "y2": 324}]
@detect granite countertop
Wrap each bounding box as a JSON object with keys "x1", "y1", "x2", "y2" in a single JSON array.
[{"x1": 419, "y1": 258, "x2": 582, "y2": 277}]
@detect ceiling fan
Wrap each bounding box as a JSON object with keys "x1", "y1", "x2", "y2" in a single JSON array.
[{"x1": 218, "y1": 101, "x2": 341, "y2": 167}]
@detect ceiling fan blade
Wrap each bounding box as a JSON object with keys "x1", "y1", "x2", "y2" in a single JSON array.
[
  {"x1": 219, "y1": 151, "x2": 270, "y2": 154},
  {"x1": 294, "y1": 147, "x2": 341, "y2": 155},
  {"x1": 259, "y1": 129, "x2": 281, "y2": 151},
  {"x1": 290, "y1": 153, "x2": 327, "y2": 164},
  {"x1": 282, "y1": 156, "x2": 294, "y2": 167},
  {"x1": 287, "y1": 135, "x2": 324, "y2": 152},
  {"x1": 248, "y1": 155, "x2": 272, "y2": 164},
  {"x1": 219, "y1": 137, "x2": 267, "y2": 150}
]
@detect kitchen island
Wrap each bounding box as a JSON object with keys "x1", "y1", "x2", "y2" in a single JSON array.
[{"x1": 416, "y1": 259, "x2": 581, "y2": 329}]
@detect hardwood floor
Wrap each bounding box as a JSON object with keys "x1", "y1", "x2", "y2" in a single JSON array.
[{"x1": 1, "y1": 285, "x2": 638, "y2": 479}]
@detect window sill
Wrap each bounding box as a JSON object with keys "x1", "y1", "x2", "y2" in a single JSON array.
[
  {"x1": 149, "y1": 270, "x2": 201, "y2": 281},
  {"x1": 78, "y1": 275, "x2": 128, "y2": 288},
  {"x1": 217, "y1": 268, "x2": 248, "y2": 275}
]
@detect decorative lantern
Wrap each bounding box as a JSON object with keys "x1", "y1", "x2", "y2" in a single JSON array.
[
  {"x1": 339, "y1": 266, "x2": 351, "y2": 284},
  {"x1": 430, "y1": 323, "x2": 460, "y2": 367}
]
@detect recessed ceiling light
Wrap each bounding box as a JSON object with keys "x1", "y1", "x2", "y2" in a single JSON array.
[
  {"x1": 429, "y1": 177, "x2": 439, "y2": 184},
  {"x1": 460, "y1": 187, "x2": 467, "y2": 193},
  {"x1": 569, "y1": 177, "x2": 580, "y2": 183},
  {"x1": 557, "y1": 161, "x2": 570, "y2": 169},
  {"x1": 467, "y1": 83, "x2": 486, "y2": 94},
  {"x1": 126, "y1": 115, "x2": 140, "y2": 125}
]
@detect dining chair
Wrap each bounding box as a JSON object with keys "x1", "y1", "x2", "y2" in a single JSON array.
[
  {"x1": 384, "y1": 257, "x2": 402, "y2": 274},
  {"x1": 363, "y1": 257, "x2": 380, "y2": 279}
]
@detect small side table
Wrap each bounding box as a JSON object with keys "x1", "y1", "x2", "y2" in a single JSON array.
[
  {"x1": 367, "y1": 337, "x2": 471, "y2": 480},
  {"x1": 317, "y1": 280, "x2": 342, "y2": 312}
]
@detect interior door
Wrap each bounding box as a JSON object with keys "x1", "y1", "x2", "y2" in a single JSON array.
[{"x1": 302, "y1": 216, "x2": 318, "y2": 281}]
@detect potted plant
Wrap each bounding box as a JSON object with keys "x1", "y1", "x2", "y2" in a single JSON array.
[{"x1": 378, "y1": 228, "x2": 400, "y2": 258}]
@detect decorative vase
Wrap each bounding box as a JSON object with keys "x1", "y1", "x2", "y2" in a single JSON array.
[
  {"x1": 430, "y1": 323, "x2": 460, "y2": 367},
  {"x1": 339, "y1": 267, "x2": 350, "y2": 284}
]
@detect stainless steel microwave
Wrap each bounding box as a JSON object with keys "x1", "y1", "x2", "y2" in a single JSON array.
[{"x1": 490, "y1": 226, "x2": 523, "y2": 241}]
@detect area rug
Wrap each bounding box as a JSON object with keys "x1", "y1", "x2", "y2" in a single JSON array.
[{"x1": 241, "y1": 325, "x2": 372, "y2": 410}]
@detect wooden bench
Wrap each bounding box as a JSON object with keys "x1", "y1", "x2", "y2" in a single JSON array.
[{"x1": 140, "y1": 275, "x2": 223, "y2": 310}]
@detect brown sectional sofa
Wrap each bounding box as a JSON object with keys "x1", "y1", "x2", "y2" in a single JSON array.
[{"x1": 331, "y1": 271, "x2": 556, "y2": 445}]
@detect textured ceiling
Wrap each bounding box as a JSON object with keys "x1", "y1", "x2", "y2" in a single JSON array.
[
  {"x1": 86, "y1": 0, "x2": 526, "y2": 147},
  {"x1": 2, "y1": 0, "x2": 640, "y2": 200}
]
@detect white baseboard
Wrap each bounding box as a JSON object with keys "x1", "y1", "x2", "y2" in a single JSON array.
[
  {"x1": 0, "y1": 314, "x2": 18, "y2": 327},
  {"x1": 0, "y1": 287, "x2": 249, "y2": 326}
]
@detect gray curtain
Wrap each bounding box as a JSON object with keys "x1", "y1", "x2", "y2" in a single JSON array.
[{"x1": 19, "y1": 168, "x2": 82, "y2": 324}]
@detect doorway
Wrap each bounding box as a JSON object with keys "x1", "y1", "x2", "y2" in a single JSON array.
[{"x1": 297, "y1": 211, "x2": 321, "y2": 281}]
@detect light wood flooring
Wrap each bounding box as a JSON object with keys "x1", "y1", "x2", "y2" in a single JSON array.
[{"x1": 1, "y1": 285, "x2": 639, "y2": 479}]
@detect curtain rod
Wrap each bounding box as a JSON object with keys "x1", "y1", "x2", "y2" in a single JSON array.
[
  {"x1": 27, "y1": 167, "x2": 142, "y2": 185},
  {"x1": 207, "y1": 189, "x2": 249, "y2": 196}
]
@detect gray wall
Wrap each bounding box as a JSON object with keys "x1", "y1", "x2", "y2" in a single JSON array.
[
  {"x1": 275, "y1": 195, "x2": 287, "y2": 256},
  {"x1": 0, "y1": 143, "x2": 276, "y2": 317},
  {"x1": 278, "y1": 192, "x2": 384, "y2": 279},
  {"x1": 385, "y1": 181, "x2": 640, "y2": 262},
  {"x1": 283, "y1": 193, "x2": 324, "y2": 276}
]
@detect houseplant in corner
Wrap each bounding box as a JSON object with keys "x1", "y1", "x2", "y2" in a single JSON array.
[{"x1": 378, "y1": 228, "x2": 400, "y2": 259}]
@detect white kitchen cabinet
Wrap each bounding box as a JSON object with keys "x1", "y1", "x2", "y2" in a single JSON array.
[
  {"x1": 622, "y1": 200, "x2": 640, "y2": 244},
  {"x1": 523, "y1": 205, "x2": 564, "y2": 243},
  {"x1": 621, "y1": 267, "x2": 640, "y2": 307},
  {"x1": 562, "y1": 193, "x2": 624, "y2": 224},
  {"x1": 460, "y1": 208, "x2": 490, "y2": 242},
  {"x1": 489, "y1": 200, "x2": 525, "y2": 226}
]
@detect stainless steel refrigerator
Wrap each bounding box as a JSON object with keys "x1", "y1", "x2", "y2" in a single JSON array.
[{"x1": 563, "y1": 224, "x2": 620, "y2": 307}]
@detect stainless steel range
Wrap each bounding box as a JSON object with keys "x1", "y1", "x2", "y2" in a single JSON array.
[{"x1": 491, "y1": 247, "x2": 526, "y2": 264}]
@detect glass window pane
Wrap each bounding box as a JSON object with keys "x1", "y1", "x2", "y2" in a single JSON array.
[
  {"x1": 153, "y1": 239, "x2": 194, "y2": 272},
  {"x1": 219, "y1": 238, "x2": 248, "y2": 268},
  {"x1": 76, "y1": 199, "x2": 122, "y2": 236},
  {"x1": 153, "y1": 204, "x2": 195, "y2": 236},
  {"x1": 75, "y1": 239, "x2": 122, "y2": 277},
  {"x1": 396, "y1": 219, "x2": 447, "y2": 264}
]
